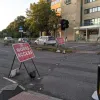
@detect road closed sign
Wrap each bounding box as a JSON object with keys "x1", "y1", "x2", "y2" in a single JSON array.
[
  {"x1": 13, "y1": 43, "x2": 35, "y2": 62},
  {"x1": 56, "y1": 37, "x2": 65, "y2": 45}
]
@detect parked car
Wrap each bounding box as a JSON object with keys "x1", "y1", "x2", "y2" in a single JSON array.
[
  {"x1": 18, "y1": 38, "x2": 31, "y2": 44},
  {"x1": 34, "y1": 36, "x2": 56, "y2": 46},
  {"x1": 4, "y1": 37, "x2": 15, "y2": 43}
]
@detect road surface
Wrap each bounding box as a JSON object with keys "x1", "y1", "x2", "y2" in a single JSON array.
[{"x1": 0, "y1": 43, "x2": 99, "y2": 100}]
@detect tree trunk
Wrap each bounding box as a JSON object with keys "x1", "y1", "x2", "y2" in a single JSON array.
[{"x1": 40, "y1": 31, "x2": 42, "y2": 36}]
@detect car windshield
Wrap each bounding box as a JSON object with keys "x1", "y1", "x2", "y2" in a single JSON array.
[
  {"x1": 7, "y1": 37, "x2": 12, "y2": 39},
  {"x1": 48, "y1": 36, "x2": 55, "y2": 40},
  {"x1": 23, "y1": 38, "x2": 28, "y2": 41}
]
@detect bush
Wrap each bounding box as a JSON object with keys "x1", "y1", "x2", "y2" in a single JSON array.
[
  {"x1": 32, "y1": 45, "x2": 73, "y2": 53},
  {"x1": 65, "y1": 49, "x2": 73, "y2": 53},
  {"x1": 35, "y1": 47, "x2": 43, "y2": 51}
]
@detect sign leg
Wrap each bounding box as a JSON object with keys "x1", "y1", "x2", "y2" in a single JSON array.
[
  {"x1": 19, "y1": 63, "x2": 22, "y2": 70},
  {"x1": 23, "y1": 62, "x2": 30, "y2": 76},
  {"x1": 31, "y1": 59, "x2": 40, "y2": 77},
  {"x1": 8, "y1": 55, "x2": 16, "y2": 77}
]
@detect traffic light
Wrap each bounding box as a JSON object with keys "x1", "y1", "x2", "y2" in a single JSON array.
[{"x1": 61, "y1": 19, "x2": 69, "y2": 30}]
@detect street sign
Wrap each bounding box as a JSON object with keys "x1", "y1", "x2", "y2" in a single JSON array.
[
  {"x1": 19, "y1": 26, "x2": 23, "y2": 33},
  {"x1": 56, "y1": 37, "x2": 65, "y2": 45},
  {"x1": 13, "y1": 43, "x2": 35, "y2": 62},
  {"x1": 19, "y1": 26, "x2": 23, "y2": 30},
  {"x1": 19, "y1": 30, "x2": 23, "y2": 32}
]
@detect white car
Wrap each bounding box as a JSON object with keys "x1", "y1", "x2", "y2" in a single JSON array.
[
  {"x1": 4, "y1": 37, "x2": 15, "y2": 43},
  {"x1": 34, "y1": 36, "x2": 56, "y2": 46},
  {"x1": 18, "y1": 38, "x2": 31, "y2": 44}
]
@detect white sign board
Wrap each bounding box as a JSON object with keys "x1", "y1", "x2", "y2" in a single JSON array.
[{"x1": 19, "y1": 30, "x2": 23, "y2": 33}]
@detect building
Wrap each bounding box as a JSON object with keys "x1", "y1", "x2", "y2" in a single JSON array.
[
  {"x1": 51, "y1": 0, "x2": 61, "y2": 16},
  {"x1": 61, "y1": 0, "x2": 81, "y2": 41},
  {"x1": 50, "y1": 0, "x2": 62, "y2": 37},
  {"x1": 80, "y1": 0, "x2": 100, "y2": 41},
  {"x1": 61, "y1": 0, "x2": 100, "y2": 41}
]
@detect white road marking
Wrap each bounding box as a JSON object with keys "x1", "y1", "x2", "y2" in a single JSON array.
[{"x1": 3, "y1": 77, "x2": 17, "y2": 84}]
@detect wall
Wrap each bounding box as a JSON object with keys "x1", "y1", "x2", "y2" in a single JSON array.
[
  {"x1": 83, "y1": 0, "x2": 100, "y2": 22},
  {"x1": 61, "y1": 0, "x2": 81, "y2": 41}
]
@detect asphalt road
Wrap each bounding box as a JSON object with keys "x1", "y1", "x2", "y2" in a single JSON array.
[
  {"x1": 0, "y1": 43, "x2": 100, "y2": 100},
  {"x1": 65, "y1": 42, "x2": 100, "y2": 51}
]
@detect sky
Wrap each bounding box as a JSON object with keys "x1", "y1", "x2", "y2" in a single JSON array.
[{"x1": 0, "y1": 0, "x2": 39, "y2": 31}]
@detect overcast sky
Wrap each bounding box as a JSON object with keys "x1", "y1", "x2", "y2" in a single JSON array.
[{"x1": 0, "y1": 0, "x2": 39, "y2": 31}]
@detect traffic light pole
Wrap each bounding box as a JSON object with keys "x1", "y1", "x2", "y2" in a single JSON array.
[
  {"x1": 21, "y1": 32, "x2": 22, "y2": 38},
  {"x1": 60, "y1": 19, "x2": 69, "y2": 53},
  {"x1": 63, "y1": 29, "x2": 67, "y2": 54},
  {"x1": 64, "y1": 28, "x2": 67, "y2": 42}
]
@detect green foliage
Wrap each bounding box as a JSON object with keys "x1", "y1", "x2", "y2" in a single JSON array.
[
  {"x1": 13, "y1": 32, "x2": 20, "y2": 38},
  {"x1": 26, "y1": 0, "x2": 60, "y2": 36},
  {"x1": 1, "y1": 1, "x2": 61, "y2": 38},
  {"x1": 34, "y1": 45, "x2": 73, "y2": 53},
  {"x1": 2, "y1": 16, "x2": 26, "y2": 38}
]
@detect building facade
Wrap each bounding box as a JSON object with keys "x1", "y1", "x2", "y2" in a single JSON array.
[
  {"x1": 61, "y1": 0, "x2": 81, "y2": 41},
  {"x1": 80, "y1": 0, "x2": 100, "y2": 41},
  {"x1": 51, "y1": 0, "x2": 61, "y2": 16},
  {"x1": 61, "y1": 0, "x2": 100, "y2": 41},
  {"x1": 50, "y1": 0, "x2": 62, "y2": 37}
]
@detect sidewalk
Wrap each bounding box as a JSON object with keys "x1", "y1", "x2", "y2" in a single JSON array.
[
  {"x1": 9, "y1": 91, "x2": 62, "y2": 100},
  {"x1": 67, "y1": 41, "x2": 98, "y2": 44}
]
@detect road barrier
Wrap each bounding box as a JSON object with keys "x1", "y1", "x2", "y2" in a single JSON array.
[{"x1": 8, "y1": 43, "x2": 40, "y2": 79}]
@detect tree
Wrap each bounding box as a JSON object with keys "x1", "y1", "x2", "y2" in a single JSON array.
[
  {"x1": 1, "y1": 1, "x2": 60, "y2": 38},
  {"x1": 5, "y1": 15, "x2": 26, "y2": 38},
  {"x1": 48, "y1": 11, "x2": 61, "y2": 37},
  {"x1": 26, "y1": 0, "x2": 60, "y2": 36}
]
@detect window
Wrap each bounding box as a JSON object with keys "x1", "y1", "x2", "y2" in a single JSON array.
[
  {"x1": 91, "y1": 19, "x2": 95, "y2": 25},
  {"x1": 51, "y1": 2, "x2": 54, "y2": 6},
  {"x1": 84, "y1": 7, "x2": 100, "y2": 14},
  {"x1": 48, "y1": 36, "x2": 55, "y2": 40},
  {"x1": 84, "y1": 19, "x2": 91, "y2": 26},
  {"x1": 51, "y1": 0, "x2": 60, "y2": 6},
  {"x1": 85, "y1": 0, "x2": 96, "y2": 4},
  {"x1": 84, "y1": 18, "x2": 100, "y2": 26},
  {"x1": 94, "y1": 18, "x2": 98, "y2": 24},
  {"x1": 92, "y1": 7, "x2": 97, "y2": 12},
  {"x1": 90, "y1": 8, "x2": 92, "y2": 13},
  {"x1": 56, "y1": 8, "x2": 61, "y2": 12},
  {"x1": 65, "y1": 0, "x2": 71, "y2": 5},
  {"x1": 84, "y1": 9, "x2": 89, "y2": 14},
  {"x1": 98, "y1": 18, "x2": 100, "y2": 24},
  {"x1": 98, "y1": 7, "x2": 100, "y2": 11}
]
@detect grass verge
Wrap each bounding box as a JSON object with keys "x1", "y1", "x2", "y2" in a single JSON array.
[{"x1": 32, "y1": 45, "x2": 73, "y2": 53}]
